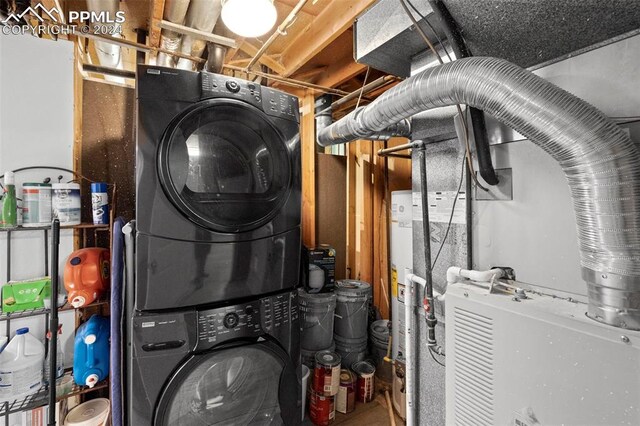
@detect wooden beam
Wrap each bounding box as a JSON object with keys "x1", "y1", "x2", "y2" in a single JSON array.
[
  {"x1": 237, "y1": 41, "x2": 286, "y2": 75},
  {"x1": 346, "y1": 141, "x2": 357, "y2": 279},
  {"x1": 271, "y1": 66, "x2": 327, "y2": 89},
  {"x1": 301, "y1": 90, "x2": 316, "y2": 248},
  {"x1": 279, "y1": 0, "x2": 376, "y2": 77},
  {"x1": 315, "y1": 56, "x2": 367, "y2": 88},
  {"x1": 225, "y1": 37, "x2": 245, "y2": 62},
  {"x1": 147, "y1": 0, "x2": 165, "y2": 63},
  {"x1": 291, "y1": 66, "x2": 328, "y2": 81},
  {"x1": 373, "y1": 140, "x2": 390, "y2": 319},
  {"x1": 157, "y1": 20, "x2": 238, "y2": 48},
  {"x1": 72, "y1": 38, "x2": 83, "y2": 251}
]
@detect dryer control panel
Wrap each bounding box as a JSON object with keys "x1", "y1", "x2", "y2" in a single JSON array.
[
  {"x1": 200, "y1": 72, "x2": 299, "y2": 122},
  {"x1": 195, "y1": 291, "x2": 299, "y2": 350}
]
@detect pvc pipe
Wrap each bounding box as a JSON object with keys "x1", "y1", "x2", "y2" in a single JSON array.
[
  {"x1": 446, "y1": 266, "x2": 504, "y2": 286},
  {"x1": 404, "y1": 269, "x2": 417, "y2": 426}
]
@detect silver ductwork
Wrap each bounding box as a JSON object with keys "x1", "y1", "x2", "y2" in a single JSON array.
[
  {"x1": 156, "y1": 0, "x2": 191, "y2": 67},
  {"x1": 318, "y1": 56, "x2": 640, "y2": 330},
  {"x1": 86, "y1": 0, "x2": 122, "y2": 78},
  {"x1": 176, "y1": 0, "x2": 223, "y2": 70}
]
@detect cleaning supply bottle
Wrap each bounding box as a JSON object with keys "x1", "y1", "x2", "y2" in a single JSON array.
[
  {"x1": 44, "y1": 325, "x2": 65, "y2": 384},
  {"x1": 0, "y1": 171, "x2": 17, "y2": 229},
  {"x1": 73, "y1": 315, "x2": 110, "y2": 388},
  {"x1": 0, "y1": 327, "x2": 45, "y2": 401}
]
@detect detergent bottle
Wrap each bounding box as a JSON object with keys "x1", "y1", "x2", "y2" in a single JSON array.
[
  {"x1": 64, "y1": 248, "x2": 110, "y2": 308},
  {"x1": 0, "y1": 327, "x2": 45, "y2": 401},
  {"x1": 73, "y1": 315, "x2": 110, "y2": 388}
]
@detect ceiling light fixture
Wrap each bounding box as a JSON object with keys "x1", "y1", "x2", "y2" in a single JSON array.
[{"x1": 221, "y1": 0, "x2": 278, "y2": 38}]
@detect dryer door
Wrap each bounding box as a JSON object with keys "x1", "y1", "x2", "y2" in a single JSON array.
[
  {"x1": 155, "y1": 341, "x2": 298, "y2": 426},
  {"x1": 158, "y1": 98, "x2": 292, "y2": 233}
]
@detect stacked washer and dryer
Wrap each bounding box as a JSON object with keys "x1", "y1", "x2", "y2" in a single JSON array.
[{"x1": 127, "y1": 65, "x2": 302, "y2": 425}]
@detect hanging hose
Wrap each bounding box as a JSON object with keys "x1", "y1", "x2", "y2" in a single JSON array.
[{"x1": 428, "y1": 0, "x2": 499, "y2": 186}]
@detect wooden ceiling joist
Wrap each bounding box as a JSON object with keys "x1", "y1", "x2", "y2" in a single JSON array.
[
  {"x1": 278, "y1": 0, "x2": 376, "y2": 77},
  {"x1": 148, "y1": 0, "x2": 165, "y2": 55},
  {"x1": 315, "y1": 56, "x2": 367, "y2": 89},
  {"x1": 238, "y1": 41, "x2": 287, "y2": 75},
  {"x1": 157, "y1": 20, "x2": 238, "y2": 48}
]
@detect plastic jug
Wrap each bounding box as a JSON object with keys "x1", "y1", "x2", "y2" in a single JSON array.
[
  {"x1": 0, "y1": 327, "x2": 45, "y2": 401},
  {"x1": 64, "y1": 248, "x2": 110, "y2": 308},
  {"x1": 73, "y1": 315, "x2": 110, "y2": 388}
]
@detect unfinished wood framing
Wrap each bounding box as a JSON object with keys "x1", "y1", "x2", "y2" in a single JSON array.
[
  {"x1": 279, "y1": 0, "x2": 377, "y2": 76},
  {"x1": 301, "y1": 90, "x2": 316, "y2": 248}
]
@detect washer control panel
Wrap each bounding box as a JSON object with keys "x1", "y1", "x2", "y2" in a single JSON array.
[
  {"x1": 200, "y1": 72, "x2": 299, "y2": 122},
  {"x1": 195, "y1": 291, "x2": 298, "y2": 350}
]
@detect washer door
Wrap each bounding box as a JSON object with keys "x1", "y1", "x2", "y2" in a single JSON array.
[
  {"x1": 155, "y1": 342, "x2": 297, "y2": 426},
  {"x1": 158, "y1": 99, "x2": 292, "y2": 233}
]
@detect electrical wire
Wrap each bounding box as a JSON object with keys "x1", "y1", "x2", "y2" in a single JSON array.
[
  {"x1": 432, "y1": 155, "x2": 466, "y2": 270},
  {"x1": 405, "y1": 0, "x2": 453, "y2": 62},
  {"x1": 398, "y1": 0, "x2": 486, "y2": 191},
  {"x1": 420, "y1": 155, "x2": 465, "y2": 339},
  {"x1": 355, "y1": 66, "x2": 371, "y2": 110}
]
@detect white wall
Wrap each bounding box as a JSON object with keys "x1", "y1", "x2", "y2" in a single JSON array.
[{"x1": 0, "y1": 33, "x2": 77, "y2": 383}]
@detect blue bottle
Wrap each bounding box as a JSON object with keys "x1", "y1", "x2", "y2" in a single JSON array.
[
  {"x1": 90, "y1": 182, "x2": 109, "y2": 225},
  {"x1": 73, "y1": 315, "x2": 110, "y2": 388}
]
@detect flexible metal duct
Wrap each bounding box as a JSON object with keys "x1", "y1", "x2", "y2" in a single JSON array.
[
  {"x1": 156, "y1": 0, "x2": 191, "y2": 67},
  {"x1": 176, "y1": 0, "x2": 223, "y2": 70},
  {"x1": 318, "y1": 56, "x2": 640, "y2": 330}
]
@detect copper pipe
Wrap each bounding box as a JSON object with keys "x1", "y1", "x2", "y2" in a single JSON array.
[
  {"x1": 245, "y1": 0, "x2": 309, "y2": 72},
  {"x1": 224, "y1": 64, "x2": 350, "y2": 96},
  {"x1": 68, "y1": 28, "x2": 207, "y2": 63}
]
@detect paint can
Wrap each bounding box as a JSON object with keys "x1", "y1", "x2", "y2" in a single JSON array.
[
  {"x1": 334, "y1": 280, "x2": 372, "y2": 340},
  {"x1": 369, "y1": 319, "x2": 391, "y2": 368},
  {"x1": 309, "y1": 389, "x2": 335, "y2": 426},
  {"x1": 299, "y1": 289, "x2": 337, "y2": 351},
  {"x1": 90, "y1": 182, "x2": 109, "y2": 225},
  {"x1": 336, "y1": 369, "x2": 356, "y2": 414},
  {"x1": 301, "y1": 342, "x2": 336, "y2": 368},
  {"x1": 313, "y1": 350, "x2": 341, "y2": 396},
  {"x1": 353, "y1": 360, "x2": 376, "y2": 403},
  {"x1": 21, "y1": 183, "x2": 52, "y2": 227},
  {"x1": 52, "y1": 183, "x2": 81, "y2": 225},
  {"x1": 334, "y1": 334, "x2": 368, "y2": 369}
]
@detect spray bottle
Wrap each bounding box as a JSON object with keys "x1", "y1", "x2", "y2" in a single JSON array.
[{"x1": 1, "y1": 171, "x2": 17, "y2": 229}]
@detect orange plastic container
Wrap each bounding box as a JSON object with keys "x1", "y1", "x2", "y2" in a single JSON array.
[{"x1": 64, "y1": 248, "x2": 110, "y2": 308}]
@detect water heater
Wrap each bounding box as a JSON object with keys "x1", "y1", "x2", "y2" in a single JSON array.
[
  {"x1": 390, "y1": 190, "x2": 412, "y2": 359},
  {"x1": 445, "y1": 282, "x2": 640, "y2": 425}
]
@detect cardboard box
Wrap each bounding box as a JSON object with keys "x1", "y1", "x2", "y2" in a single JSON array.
[{"x1": 304, "y1": 245, "x2": 336, "y2": 293}]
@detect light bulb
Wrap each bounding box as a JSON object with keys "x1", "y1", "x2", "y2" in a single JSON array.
[{"x1": 221, "y1": 0, "x2": 278, "y2": 38}]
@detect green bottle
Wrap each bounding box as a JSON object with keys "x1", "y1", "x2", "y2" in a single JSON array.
[{"x1": 1, "y1": 171, "x2": 17, "y2": 229}]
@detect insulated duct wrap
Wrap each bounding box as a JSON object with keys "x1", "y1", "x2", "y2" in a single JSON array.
[{"x1": 318, "y1": 56, "x2": 640, "y2": 330}]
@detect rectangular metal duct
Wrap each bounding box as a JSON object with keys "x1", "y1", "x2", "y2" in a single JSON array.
[{"x1": 355, "y1": 0, "x2": 640, "y2": 76}]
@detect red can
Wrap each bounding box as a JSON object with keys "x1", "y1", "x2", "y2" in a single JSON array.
[
  {"x1": 353, "y1": 360, "x2": 376, "y2": 403},
  {"x1": 309, "y1": 389, "x2": 335, "y2": 426},
  {"x1": 313, "y1": 351, "x2": 341, "y2": 396},
  {"x1": 336, "y1": 369, "x2": 356, "y2": 414}
]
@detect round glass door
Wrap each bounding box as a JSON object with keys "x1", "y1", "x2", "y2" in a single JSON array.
[
  {"x1": 158, "y1": 99, "x2": 292, "y2": 233},
  {"x1": 157, "y1": 345, "x2": 286, "y2": 425}
]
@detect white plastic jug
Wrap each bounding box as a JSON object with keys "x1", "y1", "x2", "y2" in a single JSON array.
[{"x1": 0, "y1": 327, "x2": 45, "y2": 401}]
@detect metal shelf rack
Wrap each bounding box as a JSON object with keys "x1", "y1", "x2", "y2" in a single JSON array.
[{"x1": 0, "y1": 221, "x2": 110, "y2": 425}]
